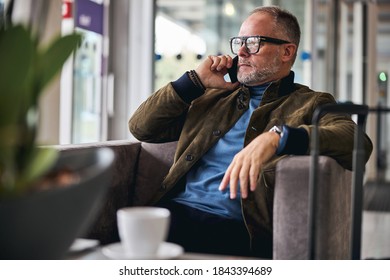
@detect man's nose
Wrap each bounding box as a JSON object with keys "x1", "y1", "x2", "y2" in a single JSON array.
[{"x1": 237, "y1": 44, "x2": 250, "y2": 57}]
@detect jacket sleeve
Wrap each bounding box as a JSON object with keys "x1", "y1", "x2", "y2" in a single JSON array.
[
  {"x1": 128, "y1": 73, "x2": 204, "y2": 143},
  {"x1": 299, "y1": 94, "x2": 373, "y2": 170}
]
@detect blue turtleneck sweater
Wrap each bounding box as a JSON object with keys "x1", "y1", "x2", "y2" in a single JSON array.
[{"x1": 173, "y1": 84, "x2": 269, "y2": 220}]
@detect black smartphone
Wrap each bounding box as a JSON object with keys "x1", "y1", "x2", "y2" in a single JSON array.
[{"x1": 227, "y1": 56, "x2": 238, "y2": 83}]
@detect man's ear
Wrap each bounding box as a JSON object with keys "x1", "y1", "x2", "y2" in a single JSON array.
[{"x1": 281, "y1": 44, "x2": 297, "y2": 62}]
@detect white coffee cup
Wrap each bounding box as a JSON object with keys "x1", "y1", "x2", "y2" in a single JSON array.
[{"x1": 116, "y1": 207, "x2": 170, "y2": 258}]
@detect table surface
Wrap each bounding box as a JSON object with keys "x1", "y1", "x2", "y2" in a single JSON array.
[{"x1": 66, "y1": 238, "x2": 257, "y2": 260}]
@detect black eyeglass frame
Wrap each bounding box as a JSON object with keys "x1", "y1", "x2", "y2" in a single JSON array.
[{"x1": 229, "y1": 35, "x2": 291, "y2": 55}]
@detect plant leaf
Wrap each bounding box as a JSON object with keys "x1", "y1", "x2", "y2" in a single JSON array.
[
  {"x1": 0, "y1": 25, "x2": 33, "y2": 91},
  {"x1": 36, "y1": 33, "x2": 82, "y2": 95},
  {"x1": 0, "y1": 25, "x2": 34, "y2": 126}
]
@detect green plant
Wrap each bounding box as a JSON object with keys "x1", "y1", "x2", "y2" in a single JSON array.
[{"x1": 0, "y1": 24, "x2": 82, "y2": 197}]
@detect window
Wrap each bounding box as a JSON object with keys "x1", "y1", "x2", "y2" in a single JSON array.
[{"x1": 154, "y1": 0, "x2": 308, "y2": 90}]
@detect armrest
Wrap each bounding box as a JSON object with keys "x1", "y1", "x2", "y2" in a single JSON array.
[
  {"x1": 55, "y1": 140, "x2": 142, "y2": 244},
  {"x1": 273, "y1": 155, "x2": 352, "y2": 259}
]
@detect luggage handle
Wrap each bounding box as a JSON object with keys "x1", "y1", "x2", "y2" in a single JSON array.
[{"x1": 308, "y1": 103, "x2": 369, "y2": 260}]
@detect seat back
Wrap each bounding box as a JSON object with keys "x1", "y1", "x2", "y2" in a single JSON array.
[{"x1": 131, "y1": 141, "x2": 177, "y2": 206}]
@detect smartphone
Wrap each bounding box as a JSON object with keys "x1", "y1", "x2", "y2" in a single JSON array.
[{"x1": 227, "y1": 56, "x2": 238, "y2": 83}]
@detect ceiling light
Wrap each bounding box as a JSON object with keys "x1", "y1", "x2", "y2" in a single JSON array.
[{"x1": 224, "y1": 2, "x2": 235, "y2": 17}]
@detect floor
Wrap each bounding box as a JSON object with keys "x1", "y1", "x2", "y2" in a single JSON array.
[
  {"x1": 361, "y1": 179, "x2": 390, "y2": 259},
  {"x1": 361, "y1": 211, "x2": 390, "y2": 259}
]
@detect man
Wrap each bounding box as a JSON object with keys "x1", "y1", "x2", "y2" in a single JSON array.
[{"x1": 129, "y1": 6, "x2": 372, "y2": 258}]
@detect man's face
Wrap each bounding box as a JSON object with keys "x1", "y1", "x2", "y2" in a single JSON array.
[{"x1": 236, "y1": 13, "x2": 286, "y2": 86}]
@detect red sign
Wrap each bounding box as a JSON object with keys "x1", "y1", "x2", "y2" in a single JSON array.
[{"x1": 62, "y1": 1, "x2": 73, "y2": 19}]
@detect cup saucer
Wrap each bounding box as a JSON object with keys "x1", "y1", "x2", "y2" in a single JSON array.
[{"x1": 102, "y1": 242, "x2": 184, "y2": 260}]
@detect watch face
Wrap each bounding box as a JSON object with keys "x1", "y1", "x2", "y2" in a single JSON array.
[
  {"x1": 270, "y1": 125, "x2": 283, "y2": 137},
  {"x1": 270, "y1": 126, "x2": 281, "y2": 133}
]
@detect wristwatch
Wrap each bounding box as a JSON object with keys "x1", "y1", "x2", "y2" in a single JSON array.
[{"x1": 269, "y1": 125, "x2": 283, "y2": 138}]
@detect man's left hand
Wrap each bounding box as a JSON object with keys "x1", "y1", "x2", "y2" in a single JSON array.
[{"x1": 219, "y1": 131, "x2": 280, "y2": 199}]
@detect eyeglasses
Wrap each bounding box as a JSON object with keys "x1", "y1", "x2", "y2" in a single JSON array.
[{"x1": 229, "y1": 35, "x2": 291, "y2": 55}]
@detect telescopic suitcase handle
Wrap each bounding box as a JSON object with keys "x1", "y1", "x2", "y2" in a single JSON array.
[{"x1": 308, "y1": 103, "x2": 368, "y2": 260}]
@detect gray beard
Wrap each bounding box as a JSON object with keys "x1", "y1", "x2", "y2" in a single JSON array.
[{"x1": 238, "y1": 56, "x2": 280, "y2": 86}]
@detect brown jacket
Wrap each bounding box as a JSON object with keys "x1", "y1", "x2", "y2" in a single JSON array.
[{"x1": 129, "y1": 71, "x2": 373, "y2": 257}]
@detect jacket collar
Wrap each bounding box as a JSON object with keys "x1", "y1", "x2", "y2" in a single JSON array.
[{"x1": 263, "y1": 71, "x2": 295, "y2": 102}]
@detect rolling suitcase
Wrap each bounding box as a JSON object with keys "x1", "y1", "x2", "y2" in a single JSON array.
[{"x1": 308, "y1": 103, "x2": 369, "y2": 260}]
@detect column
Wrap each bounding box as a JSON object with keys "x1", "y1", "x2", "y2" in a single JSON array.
[
  {"x1": 364, "y1": 2, "x2": 378, "y2": 180},
  {"x1": 352, "y1": 1, "x2": 364, "y2": 104},
  {"x1": 127, "y1": 0, "x2": 155, "y2": 139},
  {"x1": 338, "y1": 1, "x2": 349, "y2": 102},
  {"x1": 108, "y1": 0, "x2": 155, "y2": 140}
]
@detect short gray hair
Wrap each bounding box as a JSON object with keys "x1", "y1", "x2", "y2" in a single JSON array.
[{"x1": 250, "y1": 6, "x2": 301, "y2": 48}]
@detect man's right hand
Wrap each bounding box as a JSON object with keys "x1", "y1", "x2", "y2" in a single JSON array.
[{"x1": 195, "y1": 55, "x2": 240, "y2": 90}]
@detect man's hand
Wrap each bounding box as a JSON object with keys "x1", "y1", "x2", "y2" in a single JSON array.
[
  {"x1": 195, "y1": 55, "x2": 239, "y2": 90},
  {"x1": 219, "y1": 132, "x2": 280, "y2": 199}
]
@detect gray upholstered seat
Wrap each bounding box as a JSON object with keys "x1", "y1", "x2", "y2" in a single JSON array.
[{"x1": 56, "y1": 140, "x2": 352, "y2": 259}]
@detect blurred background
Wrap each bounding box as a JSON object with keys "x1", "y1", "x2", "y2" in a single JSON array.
[{"x1": 0, "y1": 0, "x2": 389, "y2": 183}]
